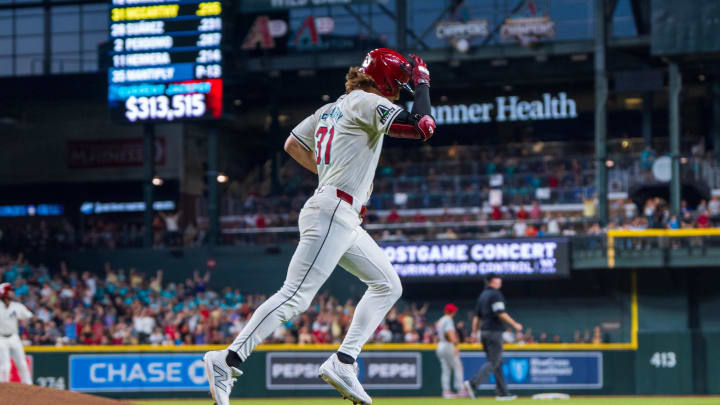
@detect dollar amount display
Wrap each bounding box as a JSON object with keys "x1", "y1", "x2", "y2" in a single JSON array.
[
  {"x1": 108, "y1": 0, "x2": 223, "y2": 123},
  {"x1": 125, "y1": 94, "x2": 206, "y2": 122}
]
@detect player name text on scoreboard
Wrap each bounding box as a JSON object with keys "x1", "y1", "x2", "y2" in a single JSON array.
[{"x1": 108, "y1": 0, "x2": 223, "y2": 123}]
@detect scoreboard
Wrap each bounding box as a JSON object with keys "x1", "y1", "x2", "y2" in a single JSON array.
[{"x1": 108, "y1": 0, "x2": 223, "y2": 123}]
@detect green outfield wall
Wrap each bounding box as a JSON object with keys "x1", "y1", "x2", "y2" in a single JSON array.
[{"x1": 23, "y1": 331, "x2": 719, "y2": 399}]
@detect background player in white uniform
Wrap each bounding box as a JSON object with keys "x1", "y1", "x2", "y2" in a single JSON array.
[
  {"x1": 436, "y1": 303, "x2": 468, "y2": 398},
  {"x1": 203, "y1": 48, "x2": 436, "y2": 405},
  {"x1": 0, "y1": 282, "x2": 33, "y2": 384}
]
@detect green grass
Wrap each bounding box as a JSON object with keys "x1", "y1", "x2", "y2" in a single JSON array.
[{"x1": 136, "y1": 397, "x2": 720, "y2": 405}]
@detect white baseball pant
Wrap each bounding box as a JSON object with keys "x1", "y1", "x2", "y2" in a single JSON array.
[
  {"x1": 228, "y1": 186, "x2": 402, "y2": 360},
  {"x1": 0, "y1": 334, "x2": 31, "y2": 384},
  {"x1": 436, "y1": 342, "x2": 464, "y2": 392}
]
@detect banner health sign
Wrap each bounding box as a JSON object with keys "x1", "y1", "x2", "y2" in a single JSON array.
[
  {"x1": 266, "y1": 352, "x2": 421, "y2": 390},
  {"x1": 381, "y1": 238, "x2": 570, "y2": 280},
  {"x1": 70, "y1": 354, "x2": 208, "y2": 392},
  {"x1": 461, "y1": 352, "x2": 602, "y2": 389}
]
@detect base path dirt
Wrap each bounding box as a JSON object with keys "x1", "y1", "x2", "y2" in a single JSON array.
[{"x1": 0, "y1": 383, "x2": 136, "y2": 405}]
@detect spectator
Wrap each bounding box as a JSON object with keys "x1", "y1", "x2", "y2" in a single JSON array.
[
  {"x1": 640, "y1": 146, "x2": 656, "y2": 170},
  {"x1": 697, "y1": 210, "x2": 710, "y2": 228},
  {"x1": 152, "y1": 214, "x2": 165, "y2": 247},
  {"x1": 709, "y1": 196, "x2": 720, "y2": 219},
  {"x1": 547, "y1": 214, "x2": 560, "y2": 235},
  {"x1": 513, "y1": 220, "x2": 527, "y2": 237},
  {"x1": 623, "y1": 199, "x2": 637, "y2": 219},
  {"x1": 697, "y1": 199, "x2": 708, "y2": 213},
  {"x1": 385, "y1": 308, "x2": 404, "y2": 342},
  {"x1": 491, "y1": 206, "x2": 503, "y2": 220},
  {"x1": 159, "y1": 211, "x2": 183, "y2": 247},
  {"x1": 524, "y1": 224, "x2": 538, "y2": 237},
  {"x1": 387, "y1": 209, "x2": 400, "y2": 224},
  {"x1": 681, "y1": 200, "x2": 690, "y2": 217},
  {"x1": 529, "y1": 201, "x2": 542, "y2": 220},
  {"x1": 516, "y1": 205, "x2": 529, "y2": 220},
  {"x1": 255, "y1": 210, "x2": 267, "y2": 229},
  {"x1": 437, "y1": 228, "x2": 458, "y2": 240},
  {"x1": 184, "y1": 221, "x2": 199, "y2": 246}
]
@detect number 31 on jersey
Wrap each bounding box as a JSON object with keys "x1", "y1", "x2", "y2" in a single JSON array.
[{"x1": 315, "y1": 126, "x2": 335, "y2": 165}]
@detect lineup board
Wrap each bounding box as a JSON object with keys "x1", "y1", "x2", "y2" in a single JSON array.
[{"x1": 108, "y1": 0, "x2": 223, "y2": 123}]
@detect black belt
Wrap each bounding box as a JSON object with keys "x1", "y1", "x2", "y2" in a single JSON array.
[{"x1": 0, "y1": 334, "x2": 12, "y2": 338}]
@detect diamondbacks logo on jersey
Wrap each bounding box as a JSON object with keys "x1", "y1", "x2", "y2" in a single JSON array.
[{"x1": 377, "y1": 105, "x2": 396, "y2": 125}]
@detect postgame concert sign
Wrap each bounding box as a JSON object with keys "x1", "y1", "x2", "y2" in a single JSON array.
[
  {"x1": 381, "y1": 238, "x2": 570, "y2": 280},
  {"x1": 108, "y1": 0, "x2": 223, "y2": 123}
]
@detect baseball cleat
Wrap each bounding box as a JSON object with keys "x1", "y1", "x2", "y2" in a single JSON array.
[
  {"x1": 464, "y1": 381, "x2": 477, "y2": 400},
  {"x1": 496, "y1": 395, "x2": 518, "y2": 401},
  {"x1": 318, "y1": 353, "x2": 372, "y2": 405},
  {"x1": 442, "y1": 389, "x2": 458, "y2": 398},
  {"x1": 204, "y1": 350, "x2": 242, "y2": 405}
]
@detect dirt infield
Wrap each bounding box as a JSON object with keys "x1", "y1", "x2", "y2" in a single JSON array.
[{"x1": 0, "y1": 383, "x2": 135, "y2": 405}]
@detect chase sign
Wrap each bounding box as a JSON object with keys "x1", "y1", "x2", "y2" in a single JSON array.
[{"x1": 69, "y1": 354, "x2": 208, "y2": 392}]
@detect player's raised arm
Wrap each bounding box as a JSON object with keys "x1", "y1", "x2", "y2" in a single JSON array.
[{"x1": 388, "y1": 54, "x2": 436, "y2": 141}]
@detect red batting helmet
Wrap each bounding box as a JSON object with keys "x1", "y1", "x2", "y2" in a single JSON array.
[
  {"x1": 359, "y1": 48, "x2": 412, "y2": 97},
  {"x1": 444, "y1": 303, "x2": 458, "y2": 314},
  {"x1": 0, "y1": 282, "x2": 12, "y2": 298}
]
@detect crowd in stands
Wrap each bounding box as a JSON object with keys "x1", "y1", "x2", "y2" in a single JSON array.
[
  {"x1": 228, "y1": 143, "x2": 597, "y2": 217},
  {"x1": 0, "y1": 252, "x2": 605, "y2": 346},
  {"x1": 0, "y1": 211, "x2": 204, "y2": 252},
  {"x1": 606, "y1": 196, "x2": 720, "y2": 230},
  {"x1": 4, "y1": 196, "x2": 720, "y2": 250},
  {"x1": 3, "y1": 141, "x2": 720, "y2": 249}
]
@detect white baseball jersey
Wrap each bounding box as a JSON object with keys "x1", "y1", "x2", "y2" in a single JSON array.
[
  {"x1": 0, "y1": 301, "x2": 33, "y2": 336},
  {"x1": 291, "y1": 89, "x2": 402, "y2": 202},
  {"x1": 437, "y1": 315, "x2": 455, "y2": 343}
]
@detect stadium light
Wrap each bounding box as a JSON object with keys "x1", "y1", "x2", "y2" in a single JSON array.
[
  {"x1": 624, "y1": 97, "x2": 642, "y2": 109},
  {"x1": 152, "y1": 176, "x2": 163, "y2": 186},
  {"x1": 454, "y1": 38, "x2": 470, "y2": 53},
  {"x1": 217, "y1": 173, "x2": 229, "y2": 183}
]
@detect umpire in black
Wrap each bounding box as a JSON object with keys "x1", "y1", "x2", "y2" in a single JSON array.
[{"x1": 464, "y1": 273, "x2": 522, "y2": 400}]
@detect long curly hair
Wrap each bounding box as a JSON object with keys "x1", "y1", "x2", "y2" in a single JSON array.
[{"x1": 345, "y1": 66, "x2": 379, "y2": 94}]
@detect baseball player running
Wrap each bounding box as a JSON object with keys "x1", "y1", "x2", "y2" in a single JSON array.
[
  {"x1": 203, "y1": 48, "x2": 435, "y2": 405},
  {"x1": 0, "y1": 282, "x2": 33, "y2": 384},
  {"x1": 436, "y1": 303, "x2": 468, "y2": 398}
]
